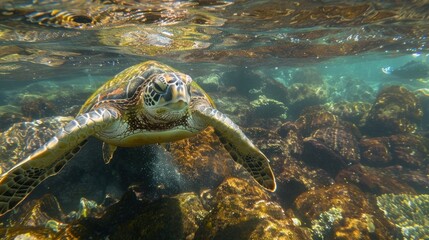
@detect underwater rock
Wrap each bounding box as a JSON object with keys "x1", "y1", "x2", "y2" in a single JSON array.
[
  {"x1": 112, "y1": 192, "x2": 208, "y2": 240},
  {"x1": 364, "y1": 86, "x2": 423, "y2": 136},
  {"x1": 195, "y1": 177, "x2": 312, "y2": 240},
  {"x1": 415, "y1": 88, "x2": 429, "y2": 131},
  {"x1": 328, "y1": 76, "x2": 375, "y2": 103},
  {"x1": 214, "y1": 95, "x2": 251, "y2": 125},
  {"x1": 360, "y1": 137, "x2": 392, "y2": 167},
  {"x1": 194, "y1": 73, "x2": 221, "y2": 92},
  {"x1": 295, "y1": 110, "x2": 342, "y2": 137},
  {"x1": 213, "y1": 177, "x2": 270, "y2": 202},
  {"x1": 388, "y1": 134, "x2": 429, "y2": 168},
  {"x1": 277, "y1": 158, "x2": 334, "y2": 208},
  {"x1": 287, "y1": 83, "x2": 329, "y2": 117},
  {"x1": 55, "y1": 190, "x2": 146, "y2": 239},
  {"x1": 276, "y1": 121, "x2": 304, "y2": 157},
  {"x1": 20, "y1": 96, "x2": 58, "y2": 119},
  {"x1": 302, "y1": 126, "x2": 361, "y2": 176},
  {"x1": 167, "y1": 127, "x2": 234, "y2": 190},
  {"x1": 249, "y1": 95, "x2": 287, "y2": 119},
  {"x1": 336, "y1": 164, "x2": 416, "y2": 194},
  {"x1": 9, "y1": 194, "x2": 64, "y2": 228},
  {"x1": 324, "y1": 101, "x2": 372, "y2": 127},
  {"x1": 57, "y1": 191, "x2": 208, "y2": 239},
  {"x1": 0, "y1": 194, "x2": 65, "y2": 239},
  {"x1": 377, "y1": 194, "x2": 429, "y2": 239},
  {"x1": 0, "y1": 116, "x2": 73, "y2": 173},
  {"x1": 245, "y1": 124, "x2": 334, "y2": 207},
  {"x1": 221, "y1": 68, "x2": 288, "y2": 103},
  {"x1": 360, "y1": 134, "x2": 429, "y2": 168},
  {"x1": 0, "y1": 104, "x2": 28, "y2": 131},
  {"x1": 244, "y1": 127, "x2": 290, "y2": 174},
  {"x1": 398, "y1": 169, "x2": 429, "y2": 193},
  {"x1": 294, "y1": 183, "x2": 400, "y2": 240},
  {"x1": 0, "y1": 227, "x2": 57, "y2": 239}
]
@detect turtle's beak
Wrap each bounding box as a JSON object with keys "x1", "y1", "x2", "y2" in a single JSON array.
[
  {"x1": 162, "y1": 80, "x2": 190, "y2": 110},
  {"x1": 167, "y1": 99, "x2": 188, "y2": 110}
]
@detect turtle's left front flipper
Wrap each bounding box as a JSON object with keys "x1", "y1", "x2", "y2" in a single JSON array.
[
  {"x1": 0, "y1": 108, "x2": 119, "y2": 216},
  {"x1": 193, "y1": 106, "x2": 276, "y2": 192}
]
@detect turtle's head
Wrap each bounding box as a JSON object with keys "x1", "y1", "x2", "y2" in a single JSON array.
[{"x1": 143, "y1": 72, "x2": 192, "y2": 120}]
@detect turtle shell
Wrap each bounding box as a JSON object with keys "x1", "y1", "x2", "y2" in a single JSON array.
[{"x1": 79, "y1": 61, "x2": 214, "y2": 114}]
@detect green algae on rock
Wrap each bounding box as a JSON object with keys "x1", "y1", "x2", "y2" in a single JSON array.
[{"x1": 377, "y1": 194, "x2": 429, "y2": 239}]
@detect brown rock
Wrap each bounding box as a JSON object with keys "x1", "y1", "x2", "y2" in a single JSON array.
[
  {"x1": 195, "y1": 177, "x2": 312, "y2": 240},
  {"x1": 302, "y1": 126, "x2": 360, "y2": 176},
  {"x1": 360, "y1": 137, "x2": 392, "y2": 167},
  {"x1": 364, "y1": 86, "x2": 423, "y2": 136},
  {"x1": 336, "y1": 164, "x2": 416, "y2": 194}
]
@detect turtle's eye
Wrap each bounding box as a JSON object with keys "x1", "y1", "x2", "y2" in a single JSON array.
[{"x1": 152, "y1": 80, "x2": 167, "y2": 93}]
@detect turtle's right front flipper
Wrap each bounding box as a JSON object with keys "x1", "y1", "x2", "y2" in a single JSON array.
[{"x1": 0, "y1": 108, "x2": 119, "y2": 216}]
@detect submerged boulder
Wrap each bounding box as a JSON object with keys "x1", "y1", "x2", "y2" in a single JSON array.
[
  {"x1": 294, "y1": 184, "x2": 400, "y2": 239},
  {"x1": 364, "y1": 86, "x2": 423, "y2": 136},
  {"x1": 195, "y1": 177, "x2": 312, "y2": 240}
]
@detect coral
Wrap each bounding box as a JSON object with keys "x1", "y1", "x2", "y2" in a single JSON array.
[
  {"x1": 294, "y1": 184, "x2": 400, "y2": 239},
  {"x1": 364, "y1": 86, "x2": 423, "y2": 136},
  {"x1": 311, "y1": 207, "x2": 343, "y2": 240},
  {"x1": 249, "y1": 95, "x2": 287, "y2": 119},
  {"x1": 377, "y1": 194, "x2": 429, "y2": 239}
]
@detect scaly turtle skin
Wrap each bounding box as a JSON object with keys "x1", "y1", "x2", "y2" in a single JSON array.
[{"x1": 0, "y1": 61, "x2": 276, "y2": 216}]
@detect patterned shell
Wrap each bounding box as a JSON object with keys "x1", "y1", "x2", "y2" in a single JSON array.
[{"x1": 79, "y1": 61, "x2": 213, "y2": 114}]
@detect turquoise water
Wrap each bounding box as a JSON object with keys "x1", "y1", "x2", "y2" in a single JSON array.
[{"x1": 0, "y1": 1, "x2": 428, "y2": 239}]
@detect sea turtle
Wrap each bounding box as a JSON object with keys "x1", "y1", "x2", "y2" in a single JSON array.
[{"x1": 0, "y1": 61, "x2": 276, "y2": 215}]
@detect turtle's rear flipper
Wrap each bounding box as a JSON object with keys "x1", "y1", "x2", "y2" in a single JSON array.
[
  {"x1": 0, "y1": 108, "x2": 119, "y2": 216},
  {"x1": 194, "y1": 106, "x2": 276, "y2": 192}
]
